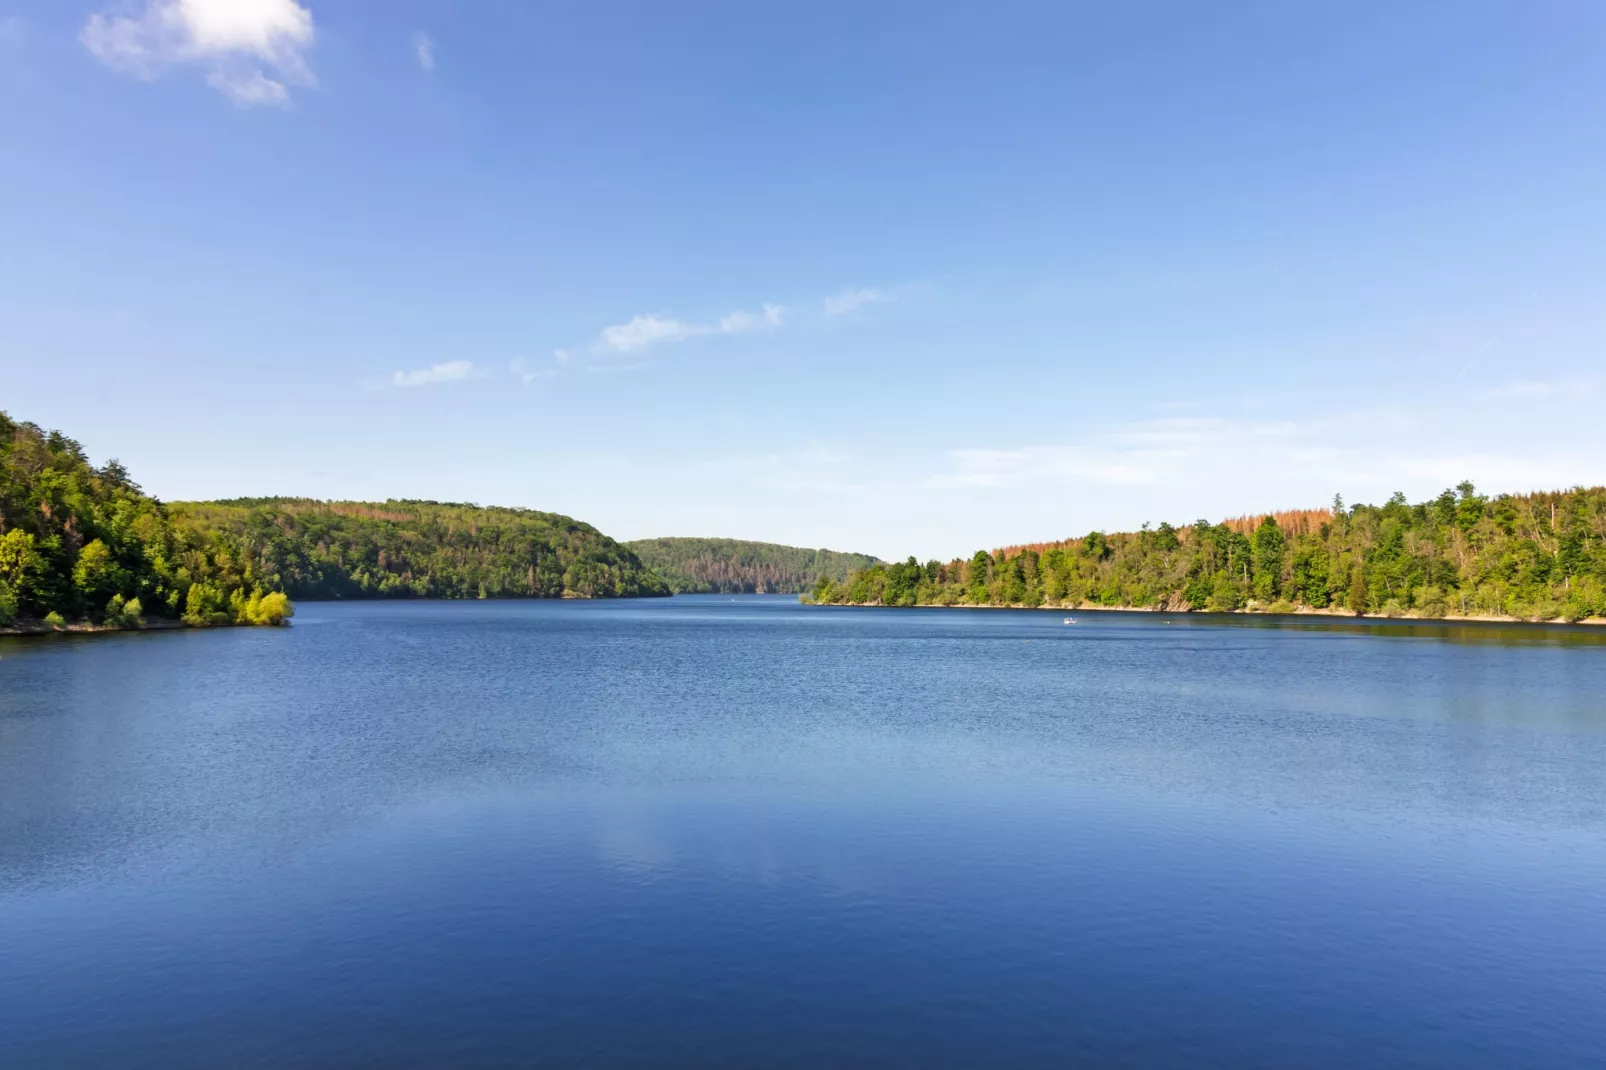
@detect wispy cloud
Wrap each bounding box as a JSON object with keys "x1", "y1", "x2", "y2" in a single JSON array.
[
  {"x1": 823, "y1": 288, "x2": 891, "y2": 316},
  {"x1": 1482, "y1": 376, "x2": 1599, "y2": 402},
  {"x1": 412, "y1": 30, "x2": 434, "y2": 72},
  {"x1": 926, "y1": 417, "x2": 1285, "y2": 491},
  {"x1": 643, "y1": 445, "x2": 866, "y2": 495},
  {"x1": 509, "y1": 357, "x2": 559, "y2": 385},
  {"x1": 82, "y1": 0, "x2": 316, "y2": 106},
  {"x1": 718, "y1": 304, "x2": 786, "y2": 333},
  {"x1": 936, "y1": 446, "x2": 1162, "y2": 490},
  {"x1": 925, "y1": 404, "x2": 1603, "y2": 523},
  {"x1": 392, "y1": 360, "x2": 479, "y2": 388},
  {"x1": 597, "y1": 315, "x2": 700, "y2": 354},
  {"x1": 579, "y1": 286, "x2": 887, "y2": 360},
  {"x1": 206, "y1": 69, "x2": 291, "y2": 105},
  {"x1": 594, "y1": 304, "x2": 785, "y2": 355}
]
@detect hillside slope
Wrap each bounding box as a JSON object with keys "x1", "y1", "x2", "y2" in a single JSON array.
[
  {"x1": 172, "y1": 499, "x2": 670, "y2": 601},
  {"x1": 0, "y1": 412, "x2": 290, "y2": 630},
  {"x1": 625, "y1": 537, "x2": 880, "y2": 594}
]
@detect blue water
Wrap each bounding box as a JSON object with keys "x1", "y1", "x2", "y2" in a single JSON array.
[{"x1": 3, "y1": 597, "x2": 1605, "y2": 1068}]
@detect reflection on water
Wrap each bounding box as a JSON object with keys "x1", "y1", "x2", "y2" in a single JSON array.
[
  {"x1": 1167, "y1": 610, "x2": 1606, "y2": 646},
  {"x1": 2, "y1": 597, "x2": 1605, "y2": 1068}
]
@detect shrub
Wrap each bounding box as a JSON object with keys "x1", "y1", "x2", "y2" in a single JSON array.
[
  {"x1": 183, "y1": 582, "x2": 230, "y2": 626},
  {"x1": 1507, "y1": 595, "x2": 1562, "y2": 621},
  {"x1": 243, "y1": 590, "x2": 294, "y2": 626},
  {"x1": 1561, "y1": 577, "x2": 1603, "y2": 622},
  {"x1": 103, "y1": 595, "x2": 143, "y2": 628},
  {"x1": 43, "y1": 610, "x2": 66, "y2": 630},
  {"x1": 1412, "y1": 586, "x2": 1448, "y2": 618},
  {"x1": 0, "y1": 580, "x2": 16, "y2": 627},
  {"x1": 1206, "y1": 574, "x2": 1245, "y2": 612}
]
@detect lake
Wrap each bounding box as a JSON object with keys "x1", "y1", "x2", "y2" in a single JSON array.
[{"x1": 3, "y1": 596, "x2": 1605, "y2": 1067}]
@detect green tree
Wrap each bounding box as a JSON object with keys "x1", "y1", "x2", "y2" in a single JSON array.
[
  {"x1": 967, "y1": 551, "x2": 991, "y2": 604},
  {"x1": 72, "y1": 538, "x2": 125, "y2": 605},
  {"x1": 1347, "y1": 563, "x2": 1368, "y2": 615},
  {"x1": 1251, "y1": 517, "x2": 1286, "y2": 601},
  {"x1": 0, "y1": 529, "x2": 44, "y2": 610}
]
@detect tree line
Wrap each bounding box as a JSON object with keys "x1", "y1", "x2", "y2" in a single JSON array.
[
  {"x1": 624, "y1": 537, "x2": 879, "y2": 594},
  {"x1": 808, "y1": 483, "x2": 1606, "y2": 623},
  {"x1": 172, "y1": 498, "x2": 671, "y2": 601},
  {"x1": 0, "y1": 412, "x2": 291, "y2": 631}
]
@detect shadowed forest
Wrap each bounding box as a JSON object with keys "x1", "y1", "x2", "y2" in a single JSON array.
[{"x1": 625, "y1": 537, "x2": 878, "y2": 594}]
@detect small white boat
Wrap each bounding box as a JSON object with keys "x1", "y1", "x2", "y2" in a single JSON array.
[{"x1": 1063, "y1": 617, "x2": 1075, "y2": 624}]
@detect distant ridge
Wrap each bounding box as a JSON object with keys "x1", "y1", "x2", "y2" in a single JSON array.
[{"x1": 625, "y1": 537, "x2": 880, "y2": 594}]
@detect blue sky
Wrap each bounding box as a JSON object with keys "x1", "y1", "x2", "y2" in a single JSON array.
[{"x1": 4, "y1": 1, "x2": 1605, "y2": 560}]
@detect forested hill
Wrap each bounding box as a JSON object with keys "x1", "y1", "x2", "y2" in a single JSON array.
[
  {"x1": 811, "y1": 484, "x2": 1606, "y2": 623},
  {"x1": 0, "y1": 412, "x2": 291, "y2": 631},
  {"x1": 625, "y1": 537, "x2": 880, "y2": 594},
  {"x1": 173, "y1": 499, "x2": 671, "y2": 600}
]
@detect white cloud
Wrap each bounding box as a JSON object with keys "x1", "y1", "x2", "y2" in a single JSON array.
[
  {"x1": 412, "y1": 29, "x2": 433, "y2": 72},
  {"x1": 392, "y1": 360, "x2": 478, "y2": 387},
  {"x1": 82, "y1": 0, "x2": 315, "y2": 106},
  {"x1": 597, "y1": 315, "x2": 701, "y2": 354},
  {"x1": 823, "y1": 288, "x2": 890, "y2": 316},
  {"x1": 594, "y1": 303, "x2": 786, "y2": 355}
]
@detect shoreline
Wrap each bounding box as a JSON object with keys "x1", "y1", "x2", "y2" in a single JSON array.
[
  {"x1": 1, "y1": 592, "x2": 687, "y2": 638},
  {"x1": 0, "y1": 618, "x2": 193, "y2": 637},
  {"x1": 805, "y1": 601, "x2": 1606, "y2": 627}
]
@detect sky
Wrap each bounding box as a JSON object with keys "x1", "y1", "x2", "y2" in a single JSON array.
[{"x1": 3, "y1": 1, "x2": 1606, "y2": 561}]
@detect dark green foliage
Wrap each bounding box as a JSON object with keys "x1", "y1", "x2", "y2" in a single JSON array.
[
  {"x1": 624, "y1": 537, "x2": 877, "y2": 594},
  {"x1": 174, "y1": 499, "x2": 671, "y2": 601},
  {"x1": 0, "y1": 411, "x2": 290, "y2": 629},
  {"x1": 812, "y1": 485, "x2": 1606, "y2": 623}
]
